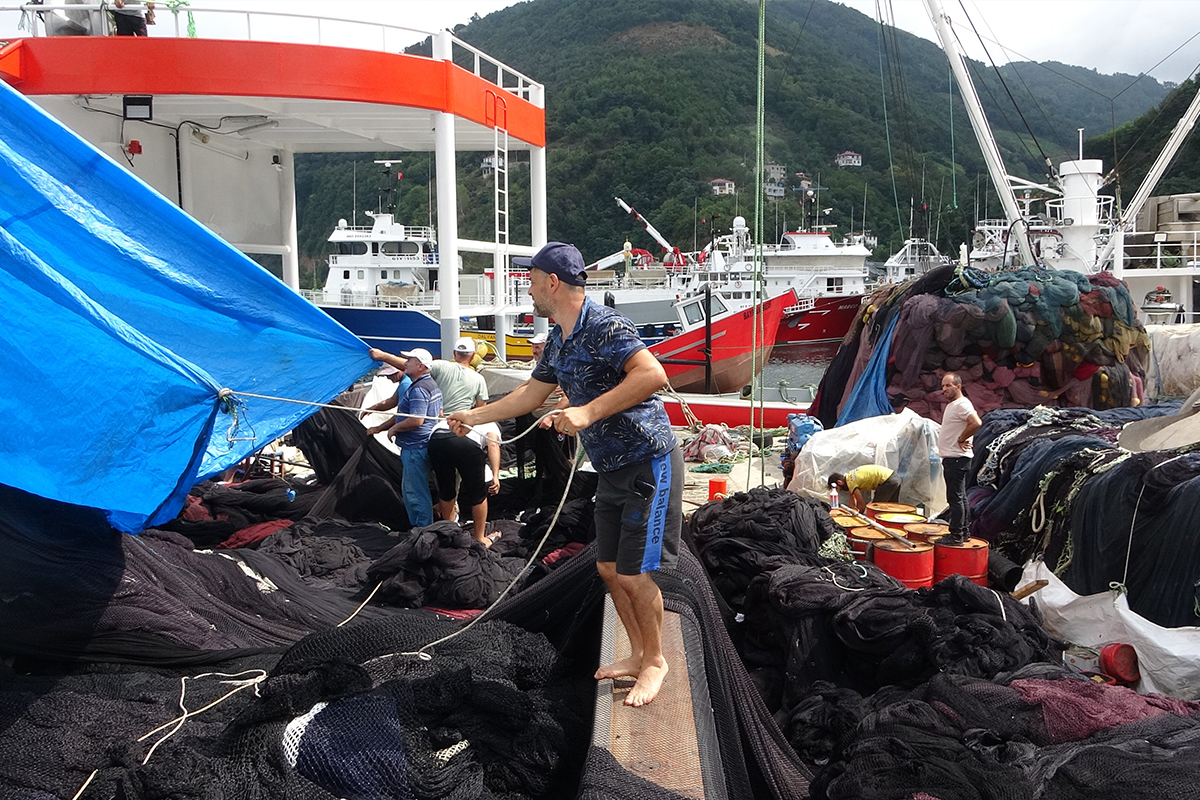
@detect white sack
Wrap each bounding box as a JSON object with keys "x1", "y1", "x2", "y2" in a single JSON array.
[
  {"x1": 1145, "y1": 323, "x2": 1200, "y2": 398},
  {"x1": 787, "y1": 408, "x2": 947, "y2": 514},
  {"x1": 1022, "y1": 560, "x2": 1200, "y2": 699}
]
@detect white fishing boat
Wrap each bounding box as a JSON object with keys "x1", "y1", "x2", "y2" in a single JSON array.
[{"x1": 883, "y1": 237, "x2": 953, "y2": 283}]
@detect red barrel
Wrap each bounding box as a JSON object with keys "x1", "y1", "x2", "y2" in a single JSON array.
[
  {"x1": 847, "y1": 526, "x2": 889, "y2": 561},
  {"x1": 875, "y1": 512, "x2": 926, "y2": 535},
  {"x1": 866, "y1": 501, "x2": 918, "y2": 520},
  {"x1": 904, "y1": 522, "x2": 950, "y2": 543},
  {"x1": 933, "y1": 537, "x2": 990, "y2": 586},
  {"x1": 1099, "y1": 643, "x2": 1140, "y2": 684},
  {"x1": 829, "y1": 509, "x2": 859, "y2": 530},
  {"x1": 872, "y1": 539, "x2": 934, "y2": 589}
]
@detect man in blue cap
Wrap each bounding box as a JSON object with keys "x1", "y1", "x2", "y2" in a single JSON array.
[{"x1": 448, "y1": 241, "x2": 682, "y2": 707}]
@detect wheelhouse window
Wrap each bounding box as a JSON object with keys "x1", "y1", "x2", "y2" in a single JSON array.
[
  {"x1": 826, "y1": 277, "x2": 845, "y2": 293},
  {"x1": 683, "y1": 302, "x2": 704, "y2": 326},
  {"x1": 381, "y1": 241, "x2": 421, "y2": 255},
  {"x1": 337, "y1": 242, "x2": 368, "y2": 255}
]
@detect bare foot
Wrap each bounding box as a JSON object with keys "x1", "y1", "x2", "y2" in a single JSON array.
[
  {"x1": 624, "y1": 660, "x2": 668, "y2": 707},
  {"x1": 595, "y1": 655, "x2": 641, "y2": 680}
]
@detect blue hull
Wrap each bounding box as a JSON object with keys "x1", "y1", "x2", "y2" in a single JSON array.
[{"x1": 319, "y1": 305, "x2": 444, "y2": 357}]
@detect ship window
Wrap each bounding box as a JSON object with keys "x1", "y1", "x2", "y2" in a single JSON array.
[
  {"x1": 342, "y1": 270, "x2": 350, "y2": 280},
  {"x1": 357, "y1": 270, "x2": 365, "y2": 280},
  {"x1": 371, "y1": 243, "x2": 379, "y2": 254},
  {"x1": 710, "y1": 296, "x2": 728, "y2": 314},
  {"x1": 380, "y1": 270, "x2": 388, "y2": 280},
  {"x1": 381, "y1": 241, "x2": 421, "y2": 255},
  {"x1": 337, "y1": 242, "x2": 368, "y2": 255},
  {"x1": 683, "y1": 303, "x2": 704, "y2": 325},
  {"x1": 826, "y1": 277, "x2": 844, "y2": 293}
]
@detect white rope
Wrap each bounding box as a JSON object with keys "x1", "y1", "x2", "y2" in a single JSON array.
[
  {"x1": 337, "y1": 580, "x2": 383, "y2": 627},
  {"x1": 219, "y1": 388, "x2": 551, "y2": 446},
  {"x1": 136, "y1": 670, "x2": 267, "y2": 765},
  {"x1": 365, "y1": 445, "x2": 587, "y2": 673},
  {"x1": 70, "y1": 770, "x2": 98, "y2": 800}
]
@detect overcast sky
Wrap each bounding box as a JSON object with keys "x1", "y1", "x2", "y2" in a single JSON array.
[{"x1": 3, "y1": 0, "x2": 1199, "y2": 85}]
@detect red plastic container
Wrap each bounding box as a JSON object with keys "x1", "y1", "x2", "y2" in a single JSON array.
[
  {"x1": 1099, "y1": 643, "x2": 1140, "y2": 684},
  {"x1": 933, "y1": 537, "x2": 990, "y2": 586},
  {"x1": 708, "y1": 478, "x2": 727, "y2": 501},
  {"x1": 872, "y1": 539, "x2": 934, "y2": 588}
]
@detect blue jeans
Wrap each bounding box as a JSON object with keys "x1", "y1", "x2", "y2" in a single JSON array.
[{"x1": 400, "y1": 447, "x2": 433, "y2": 528}]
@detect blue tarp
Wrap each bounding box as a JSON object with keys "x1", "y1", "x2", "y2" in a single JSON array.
[
  {"x1": 0, "y1": 79, "x2": 372, "y2": 532},
  {"x1": 836, "y1": 313, "x2": 900, "y2": 427}
]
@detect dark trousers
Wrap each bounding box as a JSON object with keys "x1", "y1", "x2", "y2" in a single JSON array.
[{"x1": 942, "y1": 456, "x2": 971, "y2": 540}]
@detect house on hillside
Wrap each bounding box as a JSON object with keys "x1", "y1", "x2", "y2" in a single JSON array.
[
  {"x1": 710, "y1": 178, "x2": 736, "y2": 196},
  {"x1": 835, "y1": 151, "x2": 862, "y2": 168}
]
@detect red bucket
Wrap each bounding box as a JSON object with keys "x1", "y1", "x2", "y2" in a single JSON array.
[
  {"x1": 872, "y1": 539, "x2": 934, "y2": 589},
  {"x1": 708, "y1": 478, "x2": 727, "y2": 501},
  {"x1": 866, "y1": 501, "x2": 918, "y2": 520},
  {"x1": 847, "y1": 526, "x2": 889, "y2": 561},
  {"x1": 933, "y1": 537, "x2": 989, "y2": 586},
  {"x1": 1099, "y1": 643, "x2": 1140, "y2": 684}
]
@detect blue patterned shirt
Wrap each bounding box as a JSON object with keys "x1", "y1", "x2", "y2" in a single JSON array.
[
  {"x1": 393, "y1": 374, "x2": 442, "y2": 450},
  {"x1": 532, "y1": 297, "x2": 676, "y2": 472}
]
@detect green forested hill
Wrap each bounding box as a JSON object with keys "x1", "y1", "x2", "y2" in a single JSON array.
[{"x1": 293, "y1": 0, "x2": 1176, "y2": 279}]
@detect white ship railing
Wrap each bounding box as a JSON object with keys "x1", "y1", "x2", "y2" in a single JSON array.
[
  {"x1": 2, "y1": 3, "x2": 543, "y2": 101},
  {"x1": 1122, "y1": 230, "x2": 1200, "y2": 269}
]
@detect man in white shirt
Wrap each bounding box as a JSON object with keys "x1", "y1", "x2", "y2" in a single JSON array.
[
  {"x1": 366, "y1": 337, "x2": 488, "y2": 415},
  {"x1": 937, "y1": 372, "x2": 982, "y2": 544}
]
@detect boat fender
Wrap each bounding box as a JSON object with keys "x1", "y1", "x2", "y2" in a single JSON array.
[{"x1": 471, "y1": 340, "x2": 488, "y2": 369}]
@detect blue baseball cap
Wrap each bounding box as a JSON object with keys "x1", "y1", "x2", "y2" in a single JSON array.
[{"x1": 514, "y1": 242, "x2": 587, "y2": 286}]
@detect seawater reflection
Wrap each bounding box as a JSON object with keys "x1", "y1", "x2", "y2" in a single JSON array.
[{"x1": 762, "y1": 340, "x2": 841, "y2": 393}]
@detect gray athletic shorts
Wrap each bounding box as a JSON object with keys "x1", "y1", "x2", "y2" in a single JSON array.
[{"x1": 594, "y1": 446, "x2": 683, "y2": 575}]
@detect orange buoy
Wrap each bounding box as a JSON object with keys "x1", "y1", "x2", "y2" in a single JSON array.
[
  {"x1": 933, "y1": 537, "x2": 990, "y2": 586},
  {"x1": 872, "y1": 539, "x2": 934, "y2": 589},
  {"x1": 846, "y1": 526, "x2": 889, "y2": 561},
  {"x1": 866, "y1": 501, "x2": 919, "y2": 520},
  {"x1": 875, "y1": 511, "x2": 926, "y2": 535},
  {"x1": 904, "y1": 521, "x2": 950, "y2": 543}
]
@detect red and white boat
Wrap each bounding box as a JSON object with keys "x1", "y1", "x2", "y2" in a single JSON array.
[{"x1": 649, "y1": 287, "x2": 795, "y2": 393}]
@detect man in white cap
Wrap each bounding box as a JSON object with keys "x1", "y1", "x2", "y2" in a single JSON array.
[
  {"x1": 365, "y1": 348, "x2": 442, "y2": 528},
  {"x1": 529, "y1": 331, "x2": 548, "y2": 361},
  {"x1": 367, "y1": 337, "x2": 487, "y2": 415},
  {"x1": 448, "y1": 241, "x2": 682, "y2": 708}
]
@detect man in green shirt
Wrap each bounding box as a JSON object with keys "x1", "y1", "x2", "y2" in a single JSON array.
[{"x1": 827, "y1": 465, "x2": 901, "y2": 513}]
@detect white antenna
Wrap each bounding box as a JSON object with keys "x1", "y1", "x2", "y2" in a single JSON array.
[
  {"x1": 1078, "y1": 128, "x2": 1085, "y2": 160},
  {"x1": 352, "y1": 161, "x2": 357, "y2": 223}
]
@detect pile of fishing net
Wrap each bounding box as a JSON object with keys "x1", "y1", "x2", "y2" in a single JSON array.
[
  {"x1": 965, "y1": 401, "x2": 1200, "y2": 628},
  {"x1": 687, "y1": 484, "x2": 1200, "y2": 799},
  {"x1": 0, "y1": 470, "x2": 814, "y2": 799},
  {"x1": 810, "y1": 265, "x2": 1150, "y2": 428}
]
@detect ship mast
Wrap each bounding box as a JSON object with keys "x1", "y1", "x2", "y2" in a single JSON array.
[{"x1": 921, "y1": 0, "x2": 1036, "y2": 266}]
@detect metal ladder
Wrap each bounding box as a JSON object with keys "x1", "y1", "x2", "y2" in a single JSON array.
[{"x1": 487, "y1": 91, "x2": 511, "y2": 361}]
